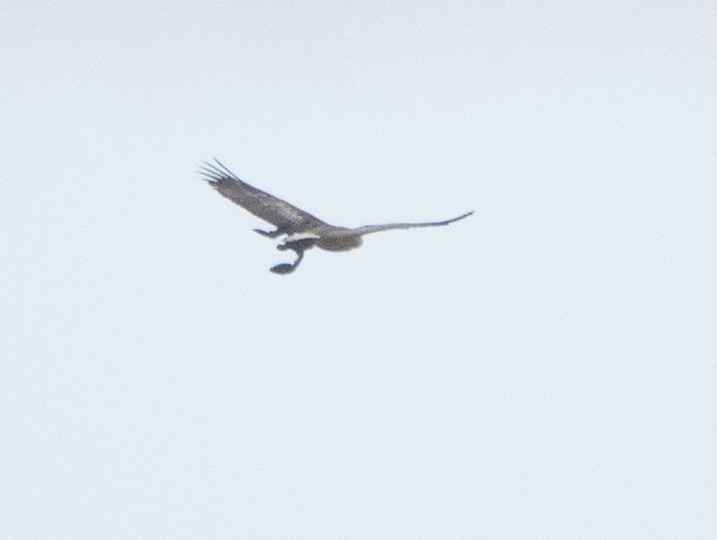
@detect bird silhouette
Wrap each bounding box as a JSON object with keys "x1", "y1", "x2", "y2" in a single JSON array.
[{"x1": 200, "y1": 160, "x2": 473, "y2": 274}]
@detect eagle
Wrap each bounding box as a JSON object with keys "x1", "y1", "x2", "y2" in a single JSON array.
[{"x1": 200, "y1": 160, "x2": 473, "y2": 274}]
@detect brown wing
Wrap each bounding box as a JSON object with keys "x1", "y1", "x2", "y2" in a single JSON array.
[
  {"x1": 200, "y1": 160, "x2": 328, "y2": 232},
  {"x1": 349, "y1": 211, "x2": 474, "y2": 236}
]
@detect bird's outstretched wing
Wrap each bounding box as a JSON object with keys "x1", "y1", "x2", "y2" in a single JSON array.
[
  {"x1": 200, "y1": 160, "x2": 328, "y2": 232},
  {"x1": 349, "y1": 211, "x2": 474, "y2": 236}
]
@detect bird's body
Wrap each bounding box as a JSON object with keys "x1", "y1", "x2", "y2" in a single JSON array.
[{"x1": 200, "y1": 160, "x2": 472, "y2": 274}]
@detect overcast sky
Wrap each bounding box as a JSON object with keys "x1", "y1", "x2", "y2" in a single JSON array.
[{"x1": 2, "y1": 1, "x2": 716, "y2": 538}]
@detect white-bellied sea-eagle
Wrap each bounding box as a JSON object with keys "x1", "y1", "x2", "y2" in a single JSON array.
[{"x1": 200, "y1": 160, "x2": 473, "y2": 274}]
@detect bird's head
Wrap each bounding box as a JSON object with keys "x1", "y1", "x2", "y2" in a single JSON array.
[{"x1": 278, "y1": 238, "x2": 318, "y2": 251}]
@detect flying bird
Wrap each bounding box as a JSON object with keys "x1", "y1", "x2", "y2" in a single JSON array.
[{"x1": 200, "y1": 160, "x2": 473, "y2": 274}]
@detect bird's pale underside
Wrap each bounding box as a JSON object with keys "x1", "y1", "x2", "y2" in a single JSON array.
[{"x1": 200, "y1": 160, "x2": 473, "y2": 274}]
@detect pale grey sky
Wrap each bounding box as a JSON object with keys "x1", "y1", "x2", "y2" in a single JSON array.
[{"x1": 2, "y1": 1, "x2": 716, "y2": 538}]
